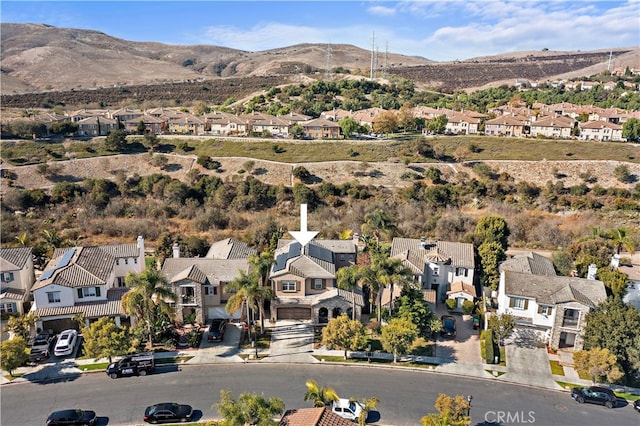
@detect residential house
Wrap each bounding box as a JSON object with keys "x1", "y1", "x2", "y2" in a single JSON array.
[
  {"x1": 443, "y1": 111, "x2": 481, "y2": 135},
  {"x1": 529, "y1": 115, "x2": 575, "y2": 139},
  {"x1": 76, "y1": 116, "x2": 118, "y2": 137},
  {"x1": 390, "y1": 237, "x2": 475, "y2": 306},
  {"x1": 269, "y1": 238, "x2": 363, "y2": 322},
  {"x1": 239, "y1": 112, "x2": 290, "y2": 136},
  {"x1": 301, "y1": 117, "x2": 342, "y2": 139},
  {"x1": 484, "y1": 115, "x2": 528, "y2": 137},
  {"x1": 108, "y1": 107, "x2": 143, "y2": 123},
  {"x1": 279, "y1": 407, "x2": 354, "y2": 426},
  {"x1": 351, "y1": 107, "x2": 387, "y2": 129},
  {"x1": 617, "y1": 255, "x2": 640, "y2": 311},
  {"x1": 497, "y1": 252, "x2": 607, "y2": 351},
  {"x1": 123, "y1": 114, "x2": 166, "y2": 135},
  {"x1": 0, "y1": 247, "x2": 35, "y2": 315},
  {"x1": 279, "y1": 112, "x2": 312, "y2": 126},
  {"x1": 578, "y1": 121, "x2": 624, "y2": 141},
  {"x1": 320, "y1": 109, "x2": 353, "y2": 122},
  {"x1": 205, "y1": 111, "x2": 247, "y2": 136},
  {"x1": 160, "y1": 239, "x2": 256, "y2": 323},
  {"x1": 446, "y1": 281, "x2": 477, "y2": 310},
  {"x1": 30, "y1": 237, "x2": 146, "y2": 332},
  {"x1": 168, "y1": 114, "x2": 206, "y2": 135}
]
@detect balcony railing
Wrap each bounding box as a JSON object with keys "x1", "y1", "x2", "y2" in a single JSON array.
[
  {"x1": 562, "y1": 318, "x2": 579, "y2": 328},
  {"x1": 180, "y1": 296, "x2": 196, "y2": 305}
]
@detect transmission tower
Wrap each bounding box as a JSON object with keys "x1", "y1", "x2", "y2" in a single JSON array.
[{"x1": 325, "y1": 42, "x2": 333, "y2": 80}]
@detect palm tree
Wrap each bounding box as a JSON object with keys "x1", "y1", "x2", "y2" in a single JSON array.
[
  {"x1": 215, "y1": 389, "x2": 284, "y2": 426},
  {"x1": 248, "y1": 252, "x2": 275, "y2": 332},
  {"x1": 121, "y1": 269, "x2": 177, "y2": 348},
  {"x1": 372, "y1": 257, "x2": 413, "y2": 321},
  {"x1": 608, "y1": 227, "x2": 636, "y2": 255},
  {"x1": 357, "y1": 397, "x2": 379, "y2": 426},
  {"x1": 303, "y1": 379, "x2": 339, "y2": 407},
  {"x1": 225, "y1": 270, "x2": 274, "y2": 334},
  {"x1": 336, "y1": 265, "x2": 360, "y2": 320}
]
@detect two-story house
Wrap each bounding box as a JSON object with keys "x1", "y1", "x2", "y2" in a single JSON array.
[
  {"x1": 390, "y1": 237, "x2": 476, "y2": 306},
  {"x1": 0, "y1": 247, "x2": 35, "y2": 315},
  {"x1": 269, "y1": 238, "x2": 363, "y2": 323},
  {"x1": 497, "y1": 252, "x2": 607, "y2": 351},
  {"x1": 30, "y1": 236, "x2": 145, "y2": 332},
  {"x1": 160, "y1": 238, "x2": 256, "y2": 324}
]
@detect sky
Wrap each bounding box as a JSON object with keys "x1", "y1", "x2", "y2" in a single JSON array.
[{"x1": 1, "y1": 1, "x2": 639, "y2": 61}]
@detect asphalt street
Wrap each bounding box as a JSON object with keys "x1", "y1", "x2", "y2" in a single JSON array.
[{"x1": 2, "y1": 364, "x2": 638, "y2": 426}]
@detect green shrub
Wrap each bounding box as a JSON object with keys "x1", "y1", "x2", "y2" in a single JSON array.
[
  {"x1": 445, "y1": 298, "x2": 457, "y2": 310},
  {"x1": 462, "y1": 300, "x2": 475, "y2": 315},
  {"x1": 483, "y1": 329, "x2": 495, "y2": 363}
]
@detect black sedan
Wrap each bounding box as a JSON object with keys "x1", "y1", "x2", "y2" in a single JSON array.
[
  {"x1": 634, "y1": 399, "x2": 639, "y2": 413},
  {"x1": 143, "y1": 402, "x2": 193, "y2": 424},
  {"x1": 46, "y1": 409, "x2": 97, "y2": 426}
]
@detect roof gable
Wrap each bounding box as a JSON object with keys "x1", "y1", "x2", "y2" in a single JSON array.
[{"x1": 0, "y1": 247, "x2": 32, "y2": 270}]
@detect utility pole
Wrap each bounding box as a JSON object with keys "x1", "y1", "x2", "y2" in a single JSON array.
[{"x1": 370, "y1": 31, "x2": 375, "y2": 80}]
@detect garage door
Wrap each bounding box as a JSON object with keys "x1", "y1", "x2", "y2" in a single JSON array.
[
  {"x1": 207, "y1": 307, "x2": 240, "y2": 321},
  {"x1": 277, "y1": 307, "x2": 311, "y2": 320},
  {"x1": 43, "y1": 318, "x2": 78, "y2": 334}
]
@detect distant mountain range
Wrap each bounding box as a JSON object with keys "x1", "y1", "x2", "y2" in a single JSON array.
[{"x1": 1, "y1": 23, "x2": 638, "y2": 96}]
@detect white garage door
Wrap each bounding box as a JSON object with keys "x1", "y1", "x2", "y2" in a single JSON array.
[{"x1": 207, "y1": 307, "x2": 240, "y2": 321}]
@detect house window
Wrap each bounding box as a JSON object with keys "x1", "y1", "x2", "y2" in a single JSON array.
[
  {"x1": 314, "y1": 279, "x2": 323, "y2": 290},
  {"x1": 538, "y1": 305, "x2": 552, "y2": 315},
  {"x1": 432, "y1": 266, "x2": 440, "y2": 276},
  {"x1": 77, "y1": 287, "x2": 101, "y2": 299},
  {"x1": 339, "y1": 254, "x2": 346, "y2": 261},
  {"x1": 1, "y1": 272, "x2": 15, "y2": 282},
  {"x1": 455, "y1": 268, "x2": 468, "y2": 277},
  {"x1": 115, "y1": 259, "x2": 119, "y2": 266},
  {"x1": 124, "y1": 259, "x2": 128, "y2": 265},
  {"x1": 204, "y1": 286, "x2": 214, "y2": 296},
  {"x1": 0, "y1": 303, "x2": 15, "y2": 314},
  {"x1": 116, "y1": 277, "x2": 126, "y2": 287},
  {"x1": 47, "y1": 291, "x2": 61, "y2": 303},
  {"x1": 281, "y1": 281, "x2": 296, "y2": 292},
  {"x1": 134, "y1": 258, "x2": 138, "y2": 264},
  {"x1": 509, "y1": 297, "x2": 528, "y2": 310}
]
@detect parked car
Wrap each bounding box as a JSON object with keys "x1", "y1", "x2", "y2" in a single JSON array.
[
  {"x1": 571, "y1": 386, "x2": 617, "y2": 408},
  {"x1": 441, "y1": 315, "x2": 457, "y2": 338},
  {"x1": 143, "y1": 402, "x2": 193, "y2": 424},
  {"x1": 331, "y1": 398, "x2": 364, "y2": 422},
  {"x1": 633, "y1": 399, "x2": 639, "y2": 413},
  {"x1": 207, "y1": 318, "x2": 227, "y2": 342},
  {"x1": 54, "y1": 329, "x2": 78, "y2": 357},
  {"x1": 106, "y1": 352, "x2": 155, "y2": 379},
  {"x1": 46, "y1": 409, "x2": 96, "y2": 426},
  {"x1": 28, "y1": 329, "x2": 55, "y2": 363}
]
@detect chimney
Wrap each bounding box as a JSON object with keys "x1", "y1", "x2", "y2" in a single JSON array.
[
  {"x1": 587, "y1": 263, "x2": 598, "y2": 280},
  {"x1": 172, "y1": 243, "x2": 180, "y2": 259},
  {"x1": 420, "y1": 236, "x2": 426, "y2": 249},
  {"x1": 137, "y1": 235, "x2": 144, "y2": 251},
  {"x1": 610, "y1": 254, "x2": 620, "y2": 269}
]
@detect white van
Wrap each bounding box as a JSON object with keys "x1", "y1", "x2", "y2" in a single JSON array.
[{"x1": 331, "y1": 398, "x2": 364, "y2": 422}]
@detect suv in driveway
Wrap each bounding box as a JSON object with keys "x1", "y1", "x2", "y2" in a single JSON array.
[
  {"x1": 207, "y1": 318, "x2": 227, "y2": 342},
  {"x1": 440, "y1": 315, "x2": 457, "y2": 338},
  {"x1": 571, "y1": 386, "x2": 617, "y2": 408}
]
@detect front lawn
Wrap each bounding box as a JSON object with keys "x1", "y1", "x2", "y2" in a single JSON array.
[{"x1": 549, "y1": 360, "x2": 565, "y2": 376}]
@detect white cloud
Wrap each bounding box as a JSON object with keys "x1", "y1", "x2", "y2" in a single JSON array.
[{"x1": 367, "y1": 5, "x2": 397, "y2": 16}]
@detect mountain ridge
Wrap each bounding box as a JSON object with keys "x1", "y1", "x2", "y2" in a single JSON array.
[{"x1": 1, "y1": 23, "x2": 638, "y2": 96}]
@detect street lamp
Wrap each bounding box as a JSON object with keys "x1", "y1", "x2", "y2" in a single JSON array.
[{"x1": 466, "y1": 395, "x2": 473, "y2": 417}]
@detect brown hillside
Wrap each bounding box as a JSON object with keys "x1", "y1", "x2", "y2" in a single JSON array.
[{"x1": 1, "y1": 23, "x2": 638, "y2": 100}]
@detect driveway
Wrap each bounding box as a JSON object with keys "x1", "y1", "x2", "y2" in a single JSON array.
[
  {"x1": 432, "y1": 307, "x2": 481, "y2": 364},
  {"x1": 502, "y1": 328, "x2": 562, "y2": 389},
  {"x1": 264, "y1": 321, "x2": 317, "y2": 363}
]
